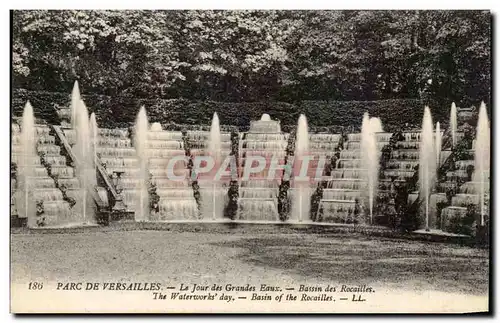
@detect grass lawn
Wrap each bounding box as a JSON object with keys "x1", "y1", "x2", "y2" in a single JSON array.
[{"x1": 10, "y1": 226, "x2": 489, "y2": 313}]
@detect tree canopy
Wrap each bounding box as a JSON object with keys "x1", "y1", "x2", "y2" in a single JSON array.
[{"x1": 12, "y1": 10, "x2": 491, "y2": 107}]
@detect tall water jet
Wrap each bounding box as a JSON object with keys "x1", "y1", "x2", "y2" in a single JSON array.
[
  {"x1": 70, "y1": 81, "x2": 80, "y2": 128},
  {"x1": 419, "y1": 106, "x2": 436, "y2": 231},
  {"x1": 205, "y1": 112, "x2": 223, "y2": 220},
  {"x1": 361, "y1": 112, "x2": 381, "y2": 223},
  {"x1": 450, "y1": 102, "x2": 458, "y2": 147},
  {"x1": 198, "y1": 112, "x2": 226, "y2": 220},
  {"x1": 473, "y1": 102, "x2": 490, "y2": 226},
  {"x1": 74, "y1": 99, "x2": 95, "y2": 223},
  {"x1": 435, "y1": 122, "x2": 442, "y2": 166},
  {"x1": 208, "y1": 112, "x2": 222, "y2": 162},
  {"x1": 291, "y1": 114, "x2": 311, "y2": 222},
  {"x1": 18, "y1": 101, "x2": 36, "y2": 227},
  {"x1": 134, "y1": 106, "x2": 149, "y2": 221},
  {"x1": 89, "y1": 113, "x2": 98, "y2": 188}
]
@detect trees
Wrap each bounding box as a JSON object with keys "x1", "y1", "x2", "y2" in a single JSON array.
[
  {"x1": 12, "y1": 10, "x2": 186, "y2": 96},
  {"x1": 12, "y1": 10, "x2": 491, "y2": 106},
  {"x1": 173, "y1": 10, "x2": 293, "y2": 101}
]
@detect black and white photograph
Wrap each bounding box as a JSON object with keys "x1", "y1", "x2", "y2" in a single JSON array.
[{"x1": 9, "y1": 8, "x2": 492, "y2": 313}]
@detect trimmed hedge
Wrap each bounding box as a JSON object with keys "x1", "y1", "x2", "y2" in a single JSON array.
[
  {"x1": 298, "y1": 99, "x2": 443, "y2": 132},
  {"x1": 12, "y1": 89, "x2": 446, "y2": 132},
  {"x1": 12, "y1": 88, "x2": 115, "y2": 127}
]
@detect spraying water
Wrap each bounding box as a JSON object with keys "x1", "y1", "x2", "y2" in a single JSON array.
[
  {"x1": 208, "y1": 112, "x2": 222, "y2": 162},
  {"x1": 89, "y1": 113, "x2": 98, "y2": 188},
  {"x1": 291, "y1": 114, "x2": 311, "y2": 222},
  {"x1": 206, "y1": 112, "x2": 223, "y2": 220},
  {"x1": 419, "y1": 106, "x2": 436, "y2": 231},
  {"x1": 74, "y1": 99, "x2": 95, "y2": 223},
  {"x1": 134, "y1": 106, "x2": 149, "y2": 221},
  {"x1": 473, "y1": 102, "x2": 490, "y2": 226},
  {"x1": 450, "y1": 102, "x2": 458, "y2": 147},
  {"x1": 360, "y1": 112, "x2": 381, "y2": 223},
  {"x1": 435, "y1": 122, "x2": 442, "y2": 166},
  {"x1": 70, "y1": 81, "x2": 80, "y2": 128},
  {"x1": 19, "y1": 101, "x2": 36, "y2": 226},
  {"x1": 295, "y1": 114, "x2": 309, "y2": 160}
]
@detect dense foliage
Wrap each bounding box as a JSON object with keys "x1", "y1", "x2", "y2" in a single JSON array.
[
  {"x1": 224, "y1": 180, "x2": 239, "y2": 220},
  {"x1": 13, "y1": 10, "x2": 490, "y2": 109}
]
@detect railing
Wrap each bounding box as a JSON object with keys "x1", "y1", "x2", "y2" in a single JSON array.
[
  {"x1": 51, "y1": 125, "x2": 114, "y2": 211},
  {"x1": 440, "y1": 128, "x2": 453, "y2": 151}
]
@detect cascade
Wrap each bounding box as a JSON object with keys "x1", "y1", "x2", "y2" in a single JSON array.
[
  {"x1": 145, "y1": 121, "x2": 197, "y2": 221},
  {"x1": 237, "y1": 114, "x2": 285, "y2": 221}
]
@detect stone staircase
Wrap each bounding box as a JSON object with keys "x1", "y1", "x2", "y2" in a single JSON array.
[
  {"x1": 237, "y1": 118, "x2": 288, "y2": 221},
  {"x1": 187, "y1": 130, "x2": 232, "y2": 219},
  {"x1": 317, "y1": 132, "x2": 391, "y2": 223},
  {"x1": 11, "y1": 122, "x2": 80, "y2": 227},
  {"x1": 440, "y1": 137, "x2": 489, "y2": 231},
  {"x1": 145, "y1": 128, "x2": 197, "y2": 220}
]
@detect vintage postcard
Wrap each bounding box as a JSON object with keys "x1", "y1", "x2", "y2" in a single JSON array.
[{"x1": 10, "y1": 9, "x2": 491, "y2": 314}]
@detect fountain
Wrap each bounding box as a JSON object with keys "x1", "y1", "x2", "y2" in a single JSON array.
[
  {"x1": 450, "y1": 102, "x2": 458, "y2": 147},
  {"x1": 200, "y1": 112, "x2": 226, "y2": 220},
  {"x1": 473, "y1": 102, "x2": 490, "y2": 226},
  {"x1": 73, "y1": 99, "x2": 96, "y2": 223},
  {"x1": 290, "y1": 114, "x2": 311, "y2": 222},
  {"x1": 134, "y1": 106, "x2": 149, "y2": 221},
  {"x1": 419, "y1": 106, "x2": 436, "y2": 231},
  {"x1": 70, "y1": 81, "x2": 80, "y2": 128},
  {"x1": 360, "y1": 113, "x2": 381, "y2": 223},
  {"x1": 89, "y1": 113, "x2": 98, "y2": 188},
  {"x1": 208, "y1": 112, "x2": 222, "y2": 161},
  {"x1": 435, "y1": 122, "x2": 442, "y2": 166},
  {"x1": 18, "y1": 101, "x2": 36, "y2": 226}
]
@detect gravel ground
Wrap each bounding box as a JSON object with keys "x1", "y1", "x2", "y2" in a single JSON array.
[{"x1": 11, "y1": 229, "x2": 489, "y2": 296}]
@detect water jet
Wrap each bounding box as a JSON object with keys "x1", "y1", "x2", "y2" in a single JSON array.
[
  {"x1": 450, "y1": 103, "x2": 458, "y2": 147},
  {"x1": 473, "y1": 102, "x2": 490, "y2": 226},
  {"x1": 291, "y1": 114, "x2": 311, "y2": 222},
  {"x1": 419, "y1": 106, "x2": 436, "y2": 231},
  {"x1": 19, "y1": 101, "x2": 36, "y2": 226},
  {"x1": 134, "y1": 106, "x2": 149, "y2": 221}
]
